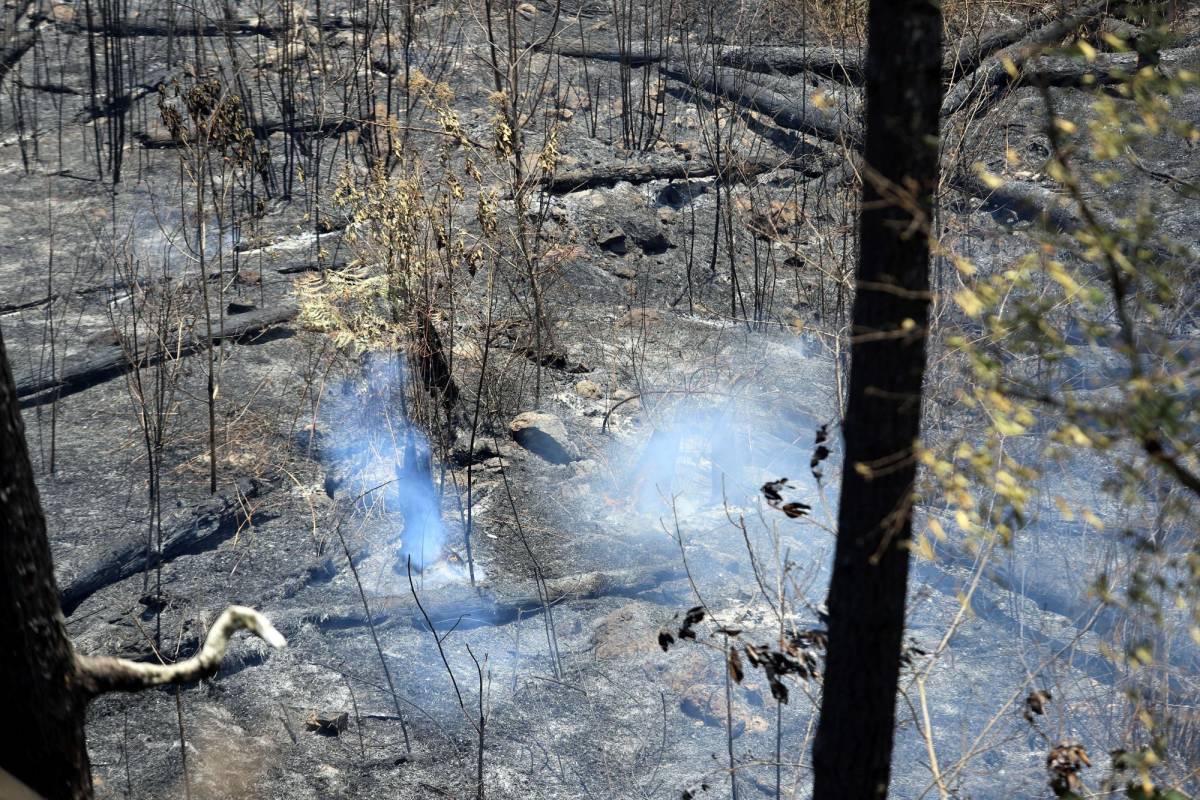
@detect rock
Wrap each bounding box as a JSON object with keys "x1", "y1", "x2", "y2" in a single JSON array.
[
  {"x1": 673, "y1": 139, "x2": 702, "y2": 157},
  {"x1": 452, "y1": 339, "x2": 483, "y2": 362},
  {"x1": 86, "y1": 328, "x2": 121, "y2": 347},
  {"x1": 235, "y1": 268, "x2": 262, "y2": 286},
  {"x1": 661, "y1": 652, "x2": 770, "y2": 740},
  {"x1": 575, "y1": 379, "x2": 601, "y2": 399},
  {"x1": 591, "y1": 604, "x2": 659, "y2": 659},
  {"x1": 596, "y1": 227, "x2": 627, "y2": 255},
  {"x1": 609, "y1": 263, "x2": 638, "y2": 280},
  {"x1": 51, "y1": 3, "x2": 75, "y2": 22},
  {"x1": 658, "y1": 181, "x2": 706, "y2": 208},
  {"x1": 592, "y1": 186, "x2": 671, "y2": 255},
  {"x1": 304, "y1": 711, "x2": 349, "y2": 736},
  {"x1": 616, "y1": 308, "x2": 663, "y2": 329},
  {"x1": 571, "y1": 458, "x2": 598, "y2": 479},
  {"x1": 509, "y1": 411, "x2": 576, "y2": 464},
  {"x1": 227, "y1": 299, "x2": 257, "y2": 314}
]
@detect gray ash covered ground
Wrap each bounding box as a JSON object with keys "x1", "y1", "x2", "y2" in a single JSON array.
[{"x1": 2, "y1": 1, "x2": 1200, "y2": 797}]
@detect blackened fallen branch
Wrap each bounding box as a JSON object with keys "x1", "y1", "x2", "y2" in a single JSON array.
[
  {"x1": 292, "y1": 566, "x2": 685, "y2": 633},
  {"x1": 662, "y1": 55, "x2": 1186, "y2": 250},
  {"x1": 59, "y1": 479, "x2": 276, "y2": 616},
  {"x1": 54, "y1": 14, "x2": 359, "y2": 39},
  {"x1": 940, "y1": 0, "x2": 1111, "y2": 117},
  {"x1": 16, "y1": 303, "x2": 297, "y2": 407},
  {"x1": 537, "y1": 45, "x2": 663, "y2": 67},
  {"x1": 539, "y1": 153, "x2": 828, "y2": 193},
  {"x1": 134, "y1": 118, "x2": 358, "y2": 148},
  {"x1": 0, "y1": 23, "x2": 39, "y2": 83},
  {"x1": 941, "y1": 0, "x2": 1112, "y2": 81},
  {"x1": 660, "y1": 63, "x2": 863, "y2": 148},
  {"x1": 953, "y1": 170, "x2": 1081, "y2": 232},
  {"x1": 545, "y1": 3, "x2": 1114, "y2": 86},
  {"x1": 1009, "y1": 46, "x2": 1197, "y2": 90}
]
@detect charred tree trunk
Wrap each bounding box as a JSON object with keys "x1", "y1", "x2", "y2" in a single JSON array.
[
  {"x1": 810, "y1": 0, "x2": 942, "y2": 798},
  {"x1": 0, "y1": 332, "x2": 285, "y2": 799},
  {"x1": 0, "y1": 327, "x2": 93, "y2": 799}
]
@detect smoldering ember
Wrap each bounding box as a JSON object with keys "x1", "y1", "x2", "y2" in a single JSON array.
[{"x1": 1, "y1": 0, "x2": 1198, "y2": 798}]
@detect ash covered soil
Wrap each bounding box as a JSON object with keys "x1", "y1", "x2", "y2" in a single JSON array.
[{"x1": 3, "y1": 1, "x2": 1200, "y2": 798}]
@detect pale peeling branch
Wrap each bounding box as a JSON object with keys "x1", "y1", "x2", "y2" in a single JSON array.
[
  {"x1": 0, "y1": 766, "x2": 46, "y2": 800},
  {"x1": 75, "y1": 606, "x2": 286, "y2": 697}
]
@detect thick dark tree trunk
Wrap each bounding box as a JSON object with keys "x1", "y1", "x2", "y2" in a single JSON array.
[
  {"x1": 0, "y1": 327, "x2": 93, "y2": 799},
  {"x1": 810, "y1": 1, "x2": 942, "y2": 798}
]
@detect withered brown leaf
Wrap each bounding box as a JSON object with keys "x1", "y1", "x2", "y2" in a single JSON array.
[
  {"x1": 727, "y1": 647, "x2": 745, "y2": 683},
  {"x1": 1024, "y1": 689, "x2": 1052, "y2": 722}
]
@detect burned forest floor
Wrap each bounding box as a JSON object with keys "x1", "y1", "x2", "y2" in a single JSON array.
[{"x1": 3, "y1": 0, "x2": 1200, "y2": 797}]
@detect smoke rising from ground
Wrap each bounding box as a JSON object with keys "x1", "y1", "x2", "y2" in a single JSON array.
[{"x1": 320, "y1": 353, "x2": 448, "y2": 574}]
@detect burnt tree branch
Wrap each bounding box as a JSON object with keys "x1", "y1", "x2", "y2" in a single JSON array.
[
  {"x1": 660, "y1": 63, "x2": 863, "y2": 148},
  {"x1": 16, "y1": 303, "x2": 298, "y2": 408},
  {"x1": 58, "y1": 479, "x2": 276, "y2": 616},
  {"x1": 940, "y1": 0, "x2": 1111, "y2": 117},
  {"x1": 539, "y1": 152, "x2": 829, "y2": 193}
]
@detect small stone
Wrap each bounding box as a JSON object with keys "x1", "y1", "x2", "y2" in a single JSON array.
[
  {"x1": 592, "y1": 186, "x2": 670, "y2": 254},
  {"x1": 304, "y1": 711, "x2": 349, "y2": 736},
  {"x1": 596, "y1": 227, "x2": 627, "y2": 255},
  {"x1": 452, "y1": 339, "x2": 483, "y2": 362},
  {"x1": 51, "y1": 3, "x2": 75, "y2": 22},
  {"x1": 86, "y1": 328, "x2": 121, "y2": 347},
  {"x1": 616, "y1": 308, "x2": 663, "y2": 329},
  {"x1": 592, "y1": 604, "x2": 658, "y2": 659},
  {"x1": 571, "y1": 458, "x2": 598, "y2": 478},
  {"x1": 610, "y1": 264, "x2": 637, "y2": 280},
  {"x1": 575, "y1": 379, "x2": 601, "y2": 399}
]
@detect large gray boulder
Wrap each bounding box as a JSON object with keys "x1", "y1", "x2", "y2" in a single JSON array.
[
  {"x1": 509, "y1": 411, "x2": 578, "y2": 464},
  {"x1": 590, "y1": 186, "x2": 671, "y2": 256}
]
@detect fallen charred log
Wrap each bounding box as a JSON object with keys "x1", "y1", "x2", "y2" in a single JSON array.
[
  {"x1": 0, "y1": 23, "x2": 39, "y2": 83},
  {"x1": 714, "y1": 31, "x2": 1107, "y2": 85},
  {"x1": 290, "y1": 566, "x2": 685, "y2": 634},
  {"x1": 951, "y1": 170, "x2": 1184, "y2": 268},
  {"x1": 942, "y1": 0, "x2": 1113, "y2": 81},
  {"x1": 940, "y1": 0, "x2": 1111, "y2": 117},
  {"x1": 274, "y1": 261, "x2": 352, "y2": 275},
  {"x1": 544, "y1": 4, "x2": 1119, "y2": 87},
  {"x1": 54, "y1": 14, "x2": 358, "y2": 39},
  {"x1": 663, "y1": 41, "x2": 1178, "y2": 249},
  {"x1": 953, "y1": 171, "x2": 1081, "y2": 233},
  {"x1": 1006, "y1": 46, "x2": 1196, "y2": 90},
  {"x1": 539, "y1": 153, "x2": 827, "y2": 194},
  {"x1": 1, "y1": 269, "x2": 161, "y2": 315},
  {"x1": 660, "y1": 63, "x2": 863, "y2": 148},
  {"x1": 134, "y1": 117, "x2": 358, "y2": 148},
  {"x1": 59, "y1": 478, "x2": 277, "y2": 616},
  {"x1": 16, "y1": 303, "x2": 298, "y2": 408},
  {"x1": 538, "y1": 45, "x2": 664, "y2": 67},
  {"x1": 714, "y1": 45, "x2": 864, "y2": 82},
  {"x1": 413, "y1": 565, "x2": 685, "y2": 630}
]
